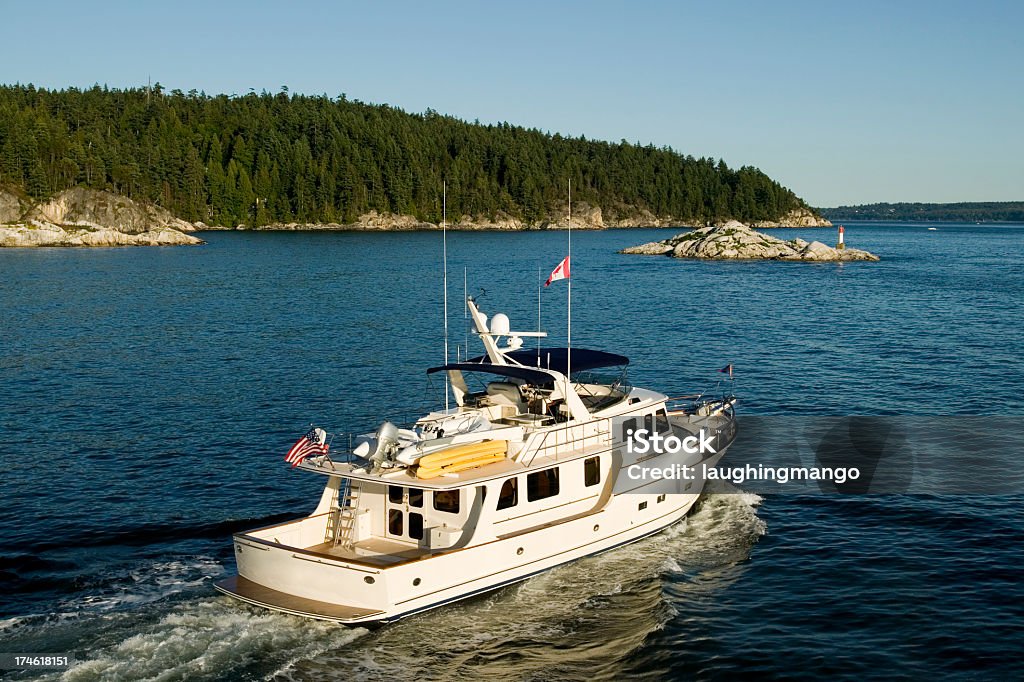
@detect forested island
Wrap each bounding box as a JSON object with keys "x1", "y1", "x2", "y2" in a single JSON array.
[
  {"x1": 820, "y1": 202, "x2": 1024, "y2": 223},
  {"x1": 0, "y1": 84, "x2": 824, "y2": 229}
]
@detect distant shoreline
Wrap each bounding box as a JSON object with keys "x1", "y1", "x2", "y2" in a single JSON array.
[
  {"x1": 818, "y1": 201, "x2": 1024, "y2": 223},
  {"x1": 194, "y1": 224, "x2": 834, "y2": 233},
  {"x1": 198, "y1": 219, "x2": 835, "y2": 233},
  {"x1": 820, "y1": 219, "x2": 1024, "y2": 225},
  {"x1": 192, "y1": 219, "x2": 1024, "y2": 234},
  {"x1": 197, "y1": 223, "x2": 694, "y2": 233}
]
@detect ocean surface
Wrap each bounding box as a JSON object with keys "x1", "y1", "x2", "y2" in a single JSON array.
[{"x1": 1, "y1": 222, "x2": 1022, "y2": 680}]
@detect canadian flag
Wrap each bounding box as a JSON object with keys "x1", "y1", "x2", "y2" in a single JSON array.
[{"x1": 545, "y1": 256, "x2": 570, "y2": 287}]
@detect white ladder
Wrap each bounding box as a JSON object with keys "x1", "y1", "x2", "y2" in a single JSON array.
[{"x1": 330, "y1": 481, "x2": 360, "y2": 549}]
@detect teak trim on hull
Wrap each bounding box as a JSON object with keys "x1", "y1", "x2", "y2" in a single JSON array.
[{"x1": 214, "y1": 576, "x2": 384, "y2": 622}]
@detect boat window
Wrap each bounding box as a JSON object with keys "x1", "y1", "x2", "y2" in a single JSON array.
[
  {"x1": 584, "y1": 457, "x2": 601, "y2": 487},
  {"x1": 408, "y1": 512, "x2": 424, "y2": 540},
  {"x1": 409, "y1": 488, "x2": 424, "y2": 508},
  {"x1": 621, "y1": 417, "x2": 637, "y2": 444},
  {"x1": 434, "y1": 489, "x2": 460, "y2": 514},
  {"x1": 527, "y1": 468, "x2": 560, "y2": 502},
  {"x1": 388, "y1": 486, "x2": 404, "y2": 504},
  {"x1": 644, "y1": 413, "x2": 655, "y2": 435},
  {"x1": 388, "y1": 509, "x2": 403, "y2": 535},
  {"x1": 656, "y1": 410, "x2": 671, "y2": 434},
  {"x1": 497, "y1": 478, "x2": 518, "y2": 510}
]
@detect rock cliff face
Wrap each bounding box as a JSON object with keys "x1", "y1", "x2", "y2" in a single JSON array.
[
  {"x1": 0, "y1": 222, "x2": 203, "y2": 247},
  {"x1": 281, "y1": 202, "x2": 823, "y2": 231},
  {"x1": 258, "y1": 211, "x2": 435, "y2": 231},
  {"x1": 604, "y1": 207, "x2": 677, "y2": 228},
  {"x1": 1, "y1": 184, "x2": 829, "y2": 239},
  {"x1": 0, "y1": 188, "x2": 202, "y2": 247},
  {"x1": 25, "y1": 187, "x2": 197, "y2": 234},
  {"x1": 533, "y1": 202, "x2": 605, "y2": 230},
  {"x1": 256, "y1": 202, "x2": 609, "y2": 231},
  {"x1": 0, "y1": 187, "x2": 28, "y2": 223},
  {"x1": 621, "y1": 220, "x2": 878, "y2": 261},
  {"x1": 750, "y1": 207, "x2": 832, "y2": 228}
]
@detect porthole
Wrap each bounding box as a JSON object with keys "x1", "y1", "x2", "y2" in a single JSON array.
[
  {"x1": 516, "y1": 547, "x2": 524, "y2": 556},
  {"x1": 593, "y1": 524, "x2": 600, "y2": 532},
  {"x1": 413, "y1": 578, "x2": 422, "y2": 586},
  {"x1": 364, "y1": 576, "x2": 375, "y2": 584}
]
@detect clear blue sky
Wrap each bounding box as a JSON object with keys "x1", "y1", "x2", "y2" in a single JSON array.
[{"x1": 4, "y1": 0, "x2": 1021, "y2": 206}]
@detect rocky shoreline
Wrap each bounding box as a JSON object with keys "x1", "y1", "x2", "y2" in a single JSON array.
[
  {"x1": 749, "y1": 207, "x2": 832, "y2": 228},
  {"x1": 219, "y1": 205, "x2": 831, "y2": 232},
  {"x1": 621, "y1": 221, "x2": 878, "y2": 262},
  {"x1": 0, "y1": 187, "x2": 202, "y2": 248},
  {"x1": 228, "y1": 203, "x2": 651, "y2": 232},
  {"x1": 1, "y1": 186, "x2": 832, "y2": 246},
  {"x1": 0, "y1": 222, "x2": 202, "y2": 247}
]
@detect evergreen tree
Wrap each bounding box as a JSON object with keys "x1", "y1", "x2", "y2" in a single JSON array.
[{"x1": 0, "y1": 83, "x2": 815, "y2": 226}]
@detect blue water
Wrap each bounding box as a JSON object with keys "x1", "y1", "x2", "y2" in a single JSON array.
[{"x1": 1, "y1": 223, "x2": 1022, "y2": 680}]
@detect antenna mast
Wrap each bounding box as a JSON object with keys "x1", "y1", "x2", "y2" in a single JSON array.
[
  {"x1": 537, "y1": 266, "x2": 542, "y2": 366},
  {"x1": 567, "y1": 178, "x2": 572, "y2": 382},
  {"x1": 464, "y1": 266, "x2": 469, "y2": 362},
  {"x1": 443, "y1": 181, "x2": 449, "y2": 411}
]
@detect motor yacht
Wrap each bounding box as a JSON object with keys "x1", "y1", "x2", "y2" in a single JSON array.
[{"x1": 215, "y1": 296, "x2": 736, "y2": 624}]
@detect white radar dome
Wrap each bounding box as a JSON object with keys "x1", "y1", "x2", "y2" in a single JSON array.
[{"x1": 490, "y1": 313, "x2": 510, "y2": 335}]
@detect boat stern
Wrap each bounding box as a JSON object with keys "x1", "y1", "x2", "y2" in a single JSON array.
[
  {"x1": 214, "y1": 574, "x2": 384, "y2": 624},
  {"x1": 216, "y1": 519, "x2": 392, "y2": 624}
]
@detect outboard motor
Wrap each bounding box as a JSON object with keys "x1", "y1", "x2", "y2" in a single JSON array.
[{"x1": 368, "y1": 421, "x2": 401, "y2": 470}]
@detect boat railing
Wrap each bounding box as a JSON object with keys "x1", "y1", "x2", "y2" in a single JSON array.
[
  {"x1": 521, "y1": 418, "x2": 612, "y2": 466},
  {"x1": 320, "y1": 421, "x2": 420, "y2": 465},
  {"x1": 665, "y1": 394, "x2": 704, "y2": 414},
  {"x1": 666, "y1": 394, "x2": 736, "y2": 417},
  {"x1": 313, "y1": 448, "x2": 363, "y2": 468}
]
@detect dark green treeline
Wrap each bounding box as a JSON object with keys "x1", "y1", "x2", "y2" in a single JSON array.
[
  {"x1": 821, "y1": 202, "x2": 1024, "y2": 222},
  {"x1": 0, "y1": 84, "x2": 809, "y2": 226}
]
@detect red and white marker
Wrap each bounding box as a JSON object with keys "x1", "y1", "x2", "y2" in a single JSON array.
[{"x1": 837, "y1": 224, "x2": 845, "y2": 249}]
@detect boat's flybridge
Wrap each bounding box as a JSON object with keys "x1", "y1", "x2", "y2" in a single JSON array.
[
  {"x1": 297, "y1": 296, "x2": 643, "y2": 486},
  {"x1": 216, "y1": 295, "x2": 735, "y2": 624}
]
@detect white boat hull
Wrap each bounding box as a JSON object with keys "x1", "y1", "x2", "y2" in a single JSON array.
[
  {"x1": 216, "y1": 448, "x2": 727, "y2": 625},
  {"x1": 215, "y1": 294, "x2": 738, "y2": 625}
]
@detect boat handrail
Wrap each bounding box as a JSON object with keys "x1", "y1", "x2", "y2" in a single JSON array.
[
  {"x1": 321, "y1": 420, "x2": 419, "y2": 462},
  {"x1": 521, "y1": 418, "x2": 612, "y2": 466},
  {"x1": 666, "y1": 394, "x2": 736, "y2": 416}
]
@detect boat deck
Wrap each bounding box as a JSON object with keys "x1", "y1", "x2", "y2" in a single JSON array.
[
  {"x1": 300, "y1": 443, "x2": 610, "y2": 488},
  {"x1": 305, "y1": 537, "x2": 431, "y2": 565}
]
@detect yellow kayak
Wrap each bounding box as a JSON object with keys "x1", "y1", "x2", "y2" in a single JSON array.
[
  {"x1": 416, "y1": 452, "x2": 507, "y2": 479},
  {"x1": 415, "y1": 440, "x2": 508, "y2": 479},
  {"x1": 417, "y1": 440, "x2": 507, "y2": 468}
]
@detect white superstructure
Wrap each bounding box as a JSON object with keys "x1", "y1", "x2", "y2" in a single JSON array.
[{"x1": 216, "y1": 297, "x2": 737, "y2": 624}]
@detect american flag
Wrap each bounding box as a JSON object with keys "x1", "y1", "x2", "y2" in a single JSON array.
[{"x1": 285, "y1": 427, "x2": 329, "y2": 467}]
